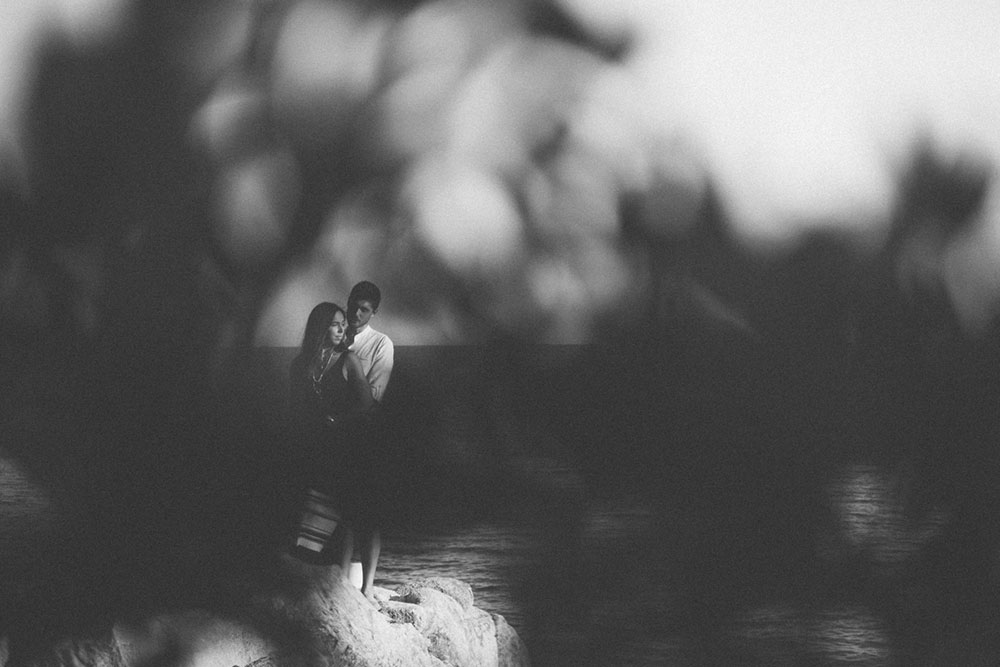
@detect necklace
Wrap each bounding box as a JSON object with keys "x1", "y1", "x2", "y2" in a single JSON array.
[{"x1": 311, "y1": 346, "x2": 337, "y2": 387}]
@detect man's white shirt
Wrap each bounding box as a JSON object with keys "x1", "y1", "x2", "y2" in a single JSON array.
[{"x1": 350, "y1": 326, "x2": 394, "y2": 402}]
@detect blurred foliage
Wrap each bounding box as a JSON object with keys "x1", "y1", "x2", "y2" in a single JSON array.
[{"x1": 2, "y1": 1, "x2": 1000, "y2": 664}]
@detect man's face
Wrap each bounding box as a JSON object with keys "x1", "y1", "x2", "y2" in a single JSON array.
[{"x1": 348, "y1": 298, "x2": 376, "y2": 331}]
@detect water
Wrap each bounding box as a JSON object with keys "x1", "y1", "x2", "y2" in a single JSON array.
[
  {"x1": 374, "y1": 476, "x2": 962, "y2": 665},
  {"x1": 5, "y1": 344, "x2": 1000, "y2": 665},
  {"x1": 1, "y1": 472, "x2": 980, "y2": 667}
]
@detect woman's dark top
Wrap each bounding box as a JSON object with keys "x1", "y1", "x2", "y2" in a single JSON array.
[
  {"x1": 314, "y1": 353, "x2": 353, "y2": 421},
  {"x1": 290, "y1": 349, "x2": 357, "y2": 422},
  {"x1": 289, "y1": 348, "x2": 373, "y2": 520}
]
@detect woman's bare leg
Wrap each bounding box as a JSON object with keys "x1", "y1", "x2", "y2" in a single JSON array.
[{"x1": 338, "y1": 526, "x2": 355, "y2": 579}]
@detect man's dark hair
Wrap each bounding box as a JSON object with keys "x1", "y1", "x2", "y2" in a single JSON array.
[{"x1": 348, "y1": 280, "x2": 382, "y2": 310}]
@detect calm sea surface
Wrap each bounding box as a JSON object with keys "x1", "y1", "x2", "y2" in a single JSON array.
[{"x1": 375, "y1": 460, "x2": 977, "y2": 665}]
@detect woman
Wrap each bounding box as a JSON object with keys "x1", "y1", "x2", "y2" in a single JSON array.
[
  {"x1": 290, "y1": 302, "x2": 374, "y2": 425},
  {"x1": 288, "y1": 302, "x2": 375, "y2": 580}
]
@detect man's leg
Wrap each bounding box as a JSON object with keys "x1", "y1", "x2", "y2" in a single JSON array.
[{"x1": 360, "y1": 528, "x2": 381, "y2": 595}]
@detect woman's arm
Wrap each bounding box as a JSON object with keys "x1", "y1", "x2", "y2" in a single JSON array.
[{"x1": 344, "y1": 351, "x2": 376, "y2": 413}]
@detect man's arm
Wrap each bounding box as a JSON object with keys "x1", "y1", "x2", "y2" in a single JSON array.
[
  {"x1": 367, "y1": 337, "x2": 394, "y2": 402},
  {"x1": 345, "y1": 351, "x2": 376, "y2": 412}
]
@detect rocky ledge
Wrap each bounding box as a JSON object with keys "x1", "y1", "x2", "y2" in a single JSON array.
[
  {"x1": 228, "y1": 564, "x2": 532, "y2": 667},
  {"x1": 16, "y1": 556, "x2": 530, "y2": 667}
]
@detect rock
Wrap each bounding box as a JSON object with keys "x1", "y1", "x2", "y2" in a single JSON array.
[
  {"x1": 11, "y1": 562, "x2": 529, "y2": 667},
  {"x1": 381, "y1": 587, "x2": 497, "y2": 667},
  {"x1": 493, "y1": 613, "x2": 531, "y2": 667},
  {"x1": 394, "y1": 578, "x2": 474, "y2": 611},
  {"x1": 250, "y1": 559, "x2": 445, "y2": 667},
  {"x1": 114, "y1": 612, "x2": 276, "y2": 667},
  {"x1": 206, "y1": 561, "x2": 531, "y2": 667},
  {"x1": 369, "y1": 586, "x2": 398, "y2": 605},
  {"x1": 249, "y1": 567, "x2": 531, "y2": 667},
  {"x1": 4, "y1": 631, "x2": 125, "y2": 667}
]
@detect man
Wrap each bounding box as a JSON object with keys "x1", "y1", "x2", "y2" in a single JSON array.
[
  {"x1": 345, "y1": 280, "x2": 393, "y2": 596},
  {"x1": 347, "y1": 280, "x2": 394, "y2": 404}
]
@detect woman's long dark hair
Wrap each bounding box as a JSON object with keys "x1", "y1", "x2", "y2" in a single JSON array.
[{"x1": 292, "y1": 302, "x2": 354, "y2": 378}]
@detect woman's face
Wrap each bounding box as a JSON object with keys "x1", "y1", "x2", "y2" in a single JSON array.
[{"x1": 328, "y1": 311, "x2": 347, "y2": 346}]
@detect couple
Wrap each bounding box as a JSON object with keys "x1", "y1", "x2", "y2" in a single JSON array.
[{"x1": 288, "y1": 280, "x2": 394, "y2": 597}]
